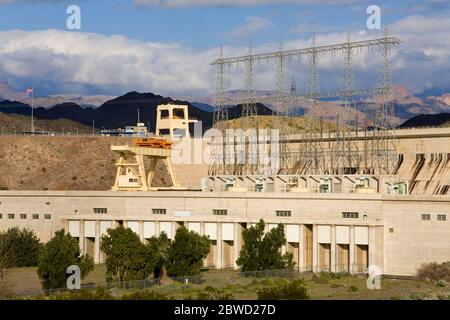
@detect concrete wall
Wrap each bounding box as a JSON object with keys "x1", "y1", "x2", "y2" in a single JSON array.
[{"x1": 1, "y1": 190, "x2": 449, "y2": 276}]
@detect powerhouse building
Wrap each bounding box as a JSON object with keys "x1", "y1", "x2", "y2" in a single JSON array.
[{"x1": 1, "y1": 126, "x2": 450, "y2": 277}]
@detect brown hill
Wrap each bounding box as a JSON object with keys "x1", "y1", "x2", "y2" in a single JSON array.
[
  {"x1": 0, "y1": 136, "x2": 171, "y2": 191},
  {"x1": 0, "y1": 112, "x2": 92, "y2": 134}
]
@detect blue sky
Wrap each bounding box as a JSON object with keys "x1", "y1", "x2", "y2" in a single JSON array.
[{"x1": 0, "y1": 0, "x2": 449, "y2": 97}]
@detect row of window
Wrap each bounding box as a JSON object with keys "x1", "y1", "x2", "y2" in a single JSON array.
[
  {"x1": 422, "y1": 214, "x2": 446, "y2": 221},
  {"x1": 93, "y1": 208, "x2": 447, "y2": 221},
  {"x1": 0, "y1": 213, "x2": 51, "y2": 220}
]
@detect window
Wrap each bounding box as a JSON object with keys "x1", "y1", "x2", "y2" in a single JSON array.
[
  {"x1": 0, "y1": 213, "x2": 2, "y2": 219},
  {"x1": 129, "y1": 178, "x2": 138, "y2": 183},
  {"x1": 20, "y1": 214, "x2": 27, "y2": 219},
  {"x1": 8, "y1": 214, "x2": 14, "y2": 219},
  {"x1": 276, "y1": 210, "x2": 291, "y2": 217},
  {"x1": 32, "y1": 214, "x2": 39, "y2": 220},
  {"x1": 213, "y1": 209, "x2": 227, "y2": 216},
  {"x1": 343, "y1": 212, "x2": 359, "y2": 219},
  {"x1": 152, "y1": 208, "x2": 166, "y2": 215},
  {"x1": 437, "y1": 214, "x2": 447, "y2": 221},
  {"x1": 389, "y1": 228, "x2": 394, "y2": 233},
  {"x1": 421, "y1": 214, "x2": 431, "y2": 221},
  {"x1": 44, "y1": 214, "x2": 51, "y2": 220},
  {"x1": 93, "y1": 208, "x2": 107, "y2": 214}
]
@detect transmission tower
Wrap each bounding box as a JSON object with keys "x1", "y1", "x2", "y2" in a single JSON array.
[
  {"x1": 242, "y1": 44, "x2": 257, "y2": 118},
  {"x1": 334, "y1": 31, "x2": 361, "y2": 174},
  {"x1": 213, "y1": 46, "x2": 228, "y2": 125},
  {"x1": 372, "y1": 27, "x2": 398, "y2": 175},
  {"x1": 300, "y1": 34, "x2": 325, "y2": 174}
]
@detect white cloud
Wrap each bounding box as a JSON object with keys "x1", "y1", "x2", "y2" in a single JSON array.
[
  {"x1": 0, "y1": 29, "x2": 218, "y2": 96},
  {"x1": 134, "y1": 0, "x2": 357, "y2": 8},
  {"x1": 226, "y1": 16, "x2": 273, "y2": 39},
  {"x1": 0, "y1": 13, "x2": 449, "y2": 98}
]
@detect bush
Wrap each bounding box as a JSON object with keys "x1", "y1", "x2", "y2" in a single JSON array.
[
  {"x1": 437, "y1": 279, "x2": 448, "y2": 287},
  {"x1": 312, "y1": 273, "x2": 331, "y2": 284},
  {"x1": 410, "y1": 291, "x2": 427, "y2": 300},
  {"x1": 51, "y1": 287, "x2": 115, "y2": 300},
  {"x1": 122, "y1": 290, "x2": 171, "y2": 300},
  {"x1": 257, "y1": 279, "x2": 309, "y2": 300},
  {"x1": 417, "y1": 262, "x2": 450, "y2": 282},
  {"x1": 192, "y1": 286, "x2": 234, "y2": 300},
  {"x1": 348, "y1": 285, "x2": 359, "y2": 292}
]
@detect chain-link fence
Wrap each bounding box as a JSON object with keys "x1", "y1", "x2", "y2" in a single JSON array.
[{"x1": 12, "y1": 268, "x2": 315, "y2": 298}]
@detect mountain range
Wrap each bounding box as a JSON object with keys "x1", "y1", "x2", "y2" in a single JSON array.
[{"x1": 1, "y1": 83, "x2": 450, "y2": 131}]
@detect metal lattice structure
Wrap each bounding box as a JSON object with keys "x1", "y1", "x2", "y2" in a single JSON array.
[{"x1": 210, "y1": 30, "x2": 402, "y2": 176}]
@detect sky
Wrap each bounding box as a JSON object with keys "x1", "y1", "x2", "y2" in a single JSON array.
[{"x1": 0, "y1": 0, "x2": 449, "y2": 98}]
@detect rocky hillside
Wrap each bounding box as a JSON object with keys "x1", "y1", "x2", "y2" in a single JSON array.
[
  {"x1": 0, "y1": 112, "x2": 92, "y2": 134},
  {"x1": 0, "y1": 136, "x2": 171, "y2": 191}
]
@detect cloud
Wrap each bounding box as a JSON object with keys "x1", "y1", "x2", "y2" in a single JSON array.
[
  {"x1": 0, "y1": 29, "x2": 218, "y2": 96},
  {"x1": 134, "y1": 0, "x2": 358, "y2": 8},
  {"x1": 226, "y1": 16, "x2": 273, "y2": 39},
  {"x1": 0, "y1": 13, "x2": 449, "y2": 98}
]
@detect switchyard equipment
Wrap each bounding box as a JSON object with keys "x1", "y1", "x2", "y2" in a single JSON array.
[{"x1": 210, "y1": 29, "x2": 402, "y2": 177}]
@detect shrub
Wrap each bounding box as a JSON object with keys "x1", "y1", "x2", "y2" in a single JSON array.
[
  {"x1": 417, "y1": 262, "x2": 450, "y2": 282},
  {"x1": 193, "y1": 286, "x2": 234, "y2": 300},
  {"x1": 52, "y1": 287, "x2": 114, "y2": 300},
  {"x1": 410, "y1": 292, "x2": 427, "y2": 300},
  {"x1": 257, "y1": 279, "x2": 309, "y2": 300},
  {"x1": 122, "y1": 290, "x2": 171, "y2": 300},
  {"x1": 312, "y1": 272, "x2": 331, "y2": 284},
  {"x1": 437, "y1": 279, "x2": 448, "y2": 287},
  {"x1": 348, "y1": 285, "x2": 359, "y2": 292}
]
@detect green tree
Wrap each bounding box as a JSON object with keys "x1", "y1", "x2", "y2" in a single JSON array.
[
  {"x1": 100, "y1": 226, "x2": 153, "y2": 282},
  {"x1": 237, "y1": 219, "x2": 295, "y2": 272},
  {"x1": 166, "y1": 226, "x2": 210, "y2": 277},
  {"x1": 37, "y1": 229, "x2": 94, "y2": 290},
  {"x1": 0, "y1": 227, "x2": 43, "y2": 267},
  {"x1": 146, "y1": 232, "x2": 171, "y2": 279}
]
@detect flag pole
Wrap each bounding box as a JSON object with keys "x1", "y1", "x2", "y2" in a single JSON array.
[{"x1": 31, "y1": 85, "x2": 34, "y2": 134}]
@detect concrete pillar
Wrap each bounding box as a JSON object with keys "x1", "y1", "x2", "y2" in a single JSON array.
[
  {"x1": 349, "y1": 225, "x2": 355, "y2": 274},
  {"x1": 312, "y1": 224, "x2": 318, "y2": 273},
  {"x1": 200, "y1": 222, "x2": 205, "y2": 236},
  {"x1": 369, "y1": 226, "x2": 383, "y2": 272},
  {"x1": 298, "y1": 224, "x2": 304, "y2": 273},
  {"x1": 233, "y1": 223, "x2": 243, "y2": 269},
  {"x1": 281, "y1": 224, "x2": 287, "y2": 255},
  {"x1": 94, "y1": 220, "x2": 101, "y2": 264},
  {"x1": 216, "y1": 222, "x2": 222, "y2": 269},
  {"x1": 155, "y1": 221, "x2": 160, "y2": 236},
  {"x1": 139, "y1": 220, "x2": 144, "y2": 243},
  {"x1": 331, "y1": 225, "x2": 336, "y2": 273},
  {"x1": 79, "y1": 219, "x2": 85, "y2": 255}
]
